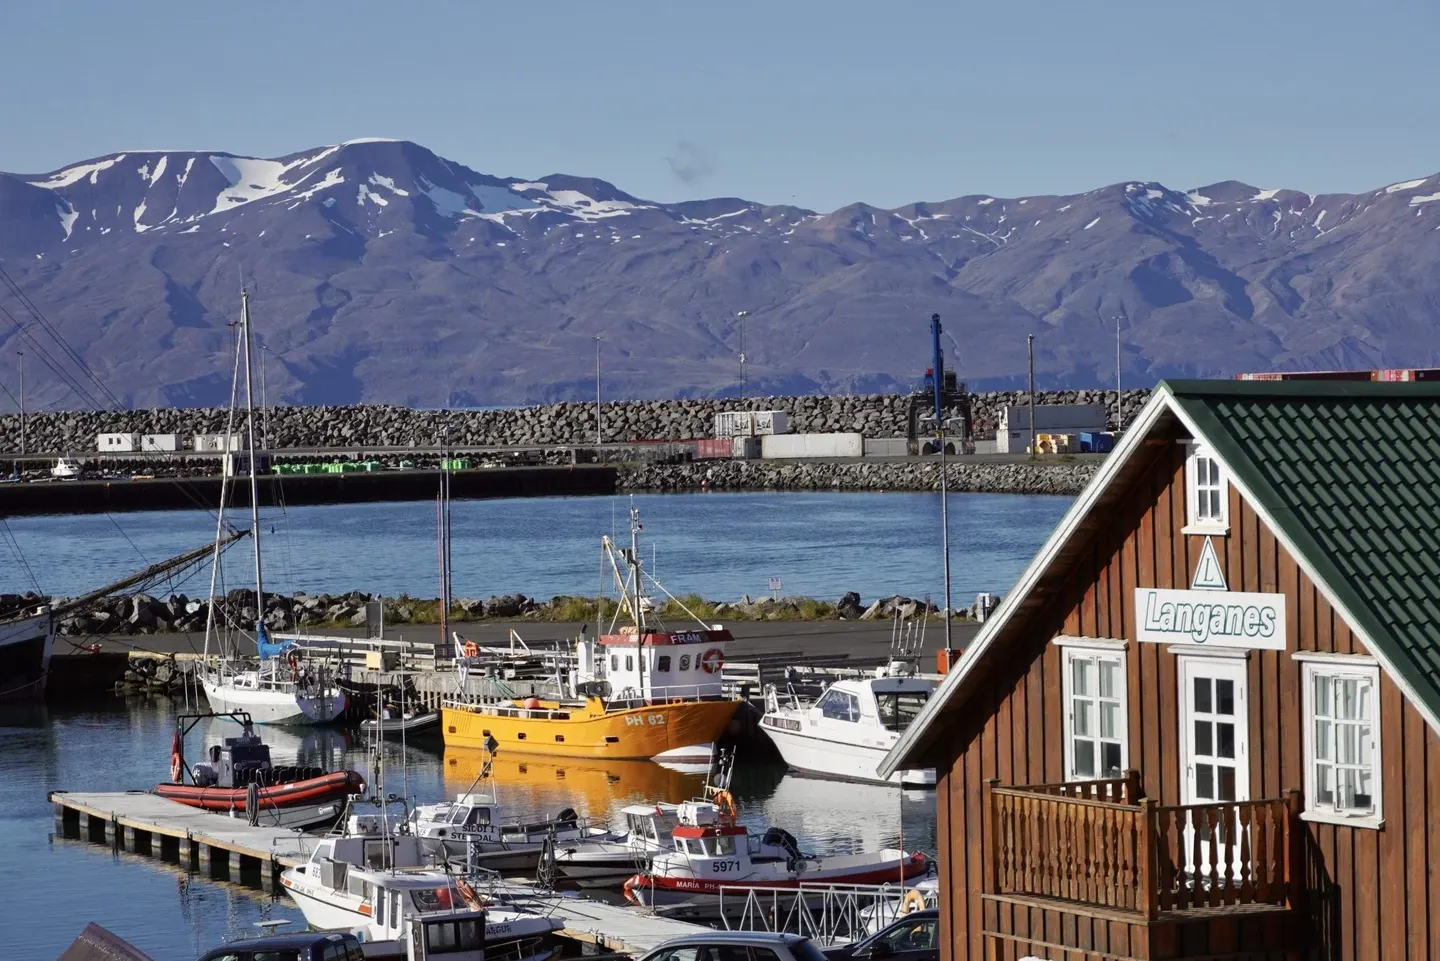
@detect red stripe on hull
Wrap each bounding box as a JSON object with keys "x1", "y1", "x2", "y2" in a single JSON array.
[
  {"x1": 636, "y1": 857, "x2": 929, "y2": 895},
  {"x1": 153, "y1": 771, "x2": 363, "y2": 811}
]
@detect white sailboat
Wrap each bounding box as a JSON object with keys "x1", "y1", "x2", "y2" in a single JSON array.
[{"x1": 200, "y1": 290, "x2": 346, "y2": 725}]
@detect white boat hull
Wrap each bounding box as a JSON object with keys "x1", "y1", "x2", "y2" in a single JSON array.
[
  {"x1": 763, "y1": 722, "x2": 934, "y2": 788},
  {"x1": 202, "y1": 676, "x2": 347, "y2": 725}
]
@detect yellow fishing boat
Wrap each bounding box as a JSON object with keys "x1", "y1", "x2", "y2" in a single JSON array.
[{"x1": 442, "y1": 503, "x2": 743, "y2": 763}]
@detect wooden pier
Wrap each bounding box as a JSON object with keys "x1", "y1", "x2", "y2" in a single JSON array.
[
  {"x1": 50, "y1": 790, "x2": 315, "y2": 890},
  {"x1": 50, "y1": 790, "x2": 709, "y2": 956}
]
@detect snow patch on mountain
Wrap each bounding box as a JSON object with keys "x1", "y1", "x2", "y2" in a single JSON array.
[
  {"x1": 56, "y1": 200, "x2": 78, "y2": 239},
  {"x1": 1385, "y1": 178, "x2": 1428, "y2": 194},
  {"x1": 30, "y1": 155, "x2": 127, "y2": 189}
]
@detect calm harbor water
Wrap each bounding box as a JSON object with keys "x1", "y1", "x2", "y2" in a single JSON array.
[
  {"x1": 6, "y1": 700, "x2": 939, "y2": 960},
  {"x1": 3, "y1": 491, "x2": 1071, "y2": 960},
  {"x1": 0, "y1": 491, "x2": 1072, "y2": 602}
]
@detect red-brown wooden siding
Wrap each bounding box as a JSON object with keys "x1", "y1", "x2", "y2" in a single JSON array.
[{"x1": 938, "y1": 438, "x2": 1439, "y2": 961}]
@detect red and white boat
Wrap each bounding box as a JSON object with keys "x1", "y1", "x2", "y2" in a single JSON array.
[
  {"x1": 623, "y1": 794, "x2": 930, "y2": 918},
  {"x1": 152, "y1": 712, "x2": 364, "y2": 828}
]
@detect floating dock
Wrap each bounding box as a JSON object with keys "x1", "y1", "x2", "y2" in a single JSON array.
[{"x1": 50, "y1": 790, "x2": 708, "y2": 955}]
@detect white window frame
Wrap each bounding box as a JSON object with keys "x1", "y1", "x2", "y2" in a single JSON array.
[
  {"x1": 1298, "y1": 653, "x2": 1383, "y2": 829},
  {"x1": 1061, "y1": 644, "x2": 1129, "y2": 782},
  {"x1": 1182, "y1": 441, "x2": 1230, "y2": 536}
]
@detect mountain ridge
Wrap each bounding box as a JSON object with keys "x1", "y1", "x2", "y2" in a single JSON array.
[{"x1": 2, "y1": 139, "x2": 1438, "y2": 407}]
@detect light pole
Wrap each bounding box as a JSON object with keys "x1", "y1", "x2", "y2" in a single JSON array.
[
  {"x1": 594, "y1": 335, "x2": 602, "y2": 446},
  {"x1": 260, "y1": 344, "x2": 271, "y2": 450},
  {"x1": 1027, "y1": 333, "x2": 1036, "y2": 457},
  {"x1": 1113, "y1": 315, "x2": 1123, "y2": 432},
  {"x1": 17, "y1": 350, "x2": 24, "y2": 456},
  {"x1": 922, "y1": 411, "x2": 957, "y2": 654},
  {"x1": 735, "y1": 311, "x2": 749, "y2": 398}
]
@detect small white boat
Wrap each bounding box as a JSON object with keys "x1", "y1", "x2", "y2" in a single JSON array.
[
  {"x1": 280, "y1": 814, "x2": 562, "y2": 961},
  {"x1": 760, "y1": 655, "x2": 938, "y2": 788},
  {"x1": 51, "y1": 458, "x2": 80, "y2": 480},
  {"x1": 411, "y1": 790, "x2": 614, "y2": 872},
  {"x1": 554, "y1": 802, "x2": 682, "y2": 886},
  {"x1": 623, "y1": 796, "x2": 930, "y2": 918},
  {"x1": 361, "y1": 709, "x2": 441, "y2": 738}
]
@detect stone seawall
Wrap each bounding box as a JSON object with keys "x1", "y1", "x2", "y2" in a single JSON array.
[
  {"x1": 618, "y1": 459, "x2": 1098, "y2": 495},
  {"x1": 0, "y1": 389, "x2": 1152, "y2": 454}
]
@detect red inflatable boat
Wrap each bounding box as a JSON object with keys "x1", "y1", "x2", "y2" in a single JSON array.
[{"x1": 152, "y1": 711, "x2": 364, "y2": 815}]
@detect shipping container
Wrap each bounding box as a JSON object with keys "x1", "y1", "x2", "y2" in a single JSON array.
[
  {"x1": 863, "y1": 437, "x2": 909, "y2": 457},
  {"x1": 713, "y1": 410, "x2": 790, "y2": 438},
  {"x1": 193, "y1": 433, "x2": 243, "y2": 452},
  {"x1": 97, "y1": 432, "x2": 139, "y2": 452},
  {"x1": 996, "y1": 404, "x2": 1107, "y2": 453},
  {"x1": 694, "y1": 438, "x2": 733, "y2": 460},
  {"x1": 1078, "y1": 431, "x2": 1115, "y2": 453},
  {"x1": 1376, "y1": 368, "x2": 1440, "y2": 381},
  {"x1": 760, "y1": 432, "x2": 863, "y2": 459},
  {"x1": 140, "y1": 433, "x2": 179, "y2": 452},
  {"x1": 731, "y1": 436, "x2": 761, "y2": 459},
  {"x1": 1234, "y1": 370, "x2": 1375, "y2": 381}
]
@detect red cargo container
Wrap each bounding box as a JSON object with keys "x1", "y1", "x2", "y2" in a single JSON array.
[
  {"x1": 1234, "y1": 370, "x2": 1376, "y2": 381},
  {"x1": 694, "y1": 438, "x2": 733, "y2": 460}
]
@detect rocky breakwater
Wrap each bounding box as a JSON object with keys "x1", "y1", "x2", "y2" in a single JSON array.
[
  {"x1": 0, "y1": 389, "x2": 1153, "y2": 454},
  {"x1": 618, "y1": 458, "x2": 1098, "y2": 495},
  {"x1": 43, "y1": 588, "x2": 990, "y2": 642}
]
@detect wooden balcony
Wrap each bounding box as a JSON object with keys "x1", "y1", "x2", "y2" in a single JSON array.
[{"x1": 980, "y1": 774, "x2": 1306, "y2": 961}]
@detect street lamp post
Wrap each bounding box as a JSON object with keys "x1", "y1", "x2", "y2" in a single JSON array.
[
  {"x1": 1114, "y1": 315, "x2": 1123, "y2": 432},
  {"x1": 17, "y1": 350, "x2": 24, "y2": 457},
  {"x1": 594, "y1": 335, "x2": 602, "y2": 446},
  {"x1": 735, "y1": 311, "x2": 749, "y2": 398},
  {"x1": 260, "y1": 345, "x2": 271, "y2": 450}
]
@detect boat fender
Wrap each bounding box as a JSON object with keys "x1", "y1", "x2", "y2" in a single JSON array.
[
  {"x1": 170, "y1": 752, "x2": 183, "y2": 784},
  {"x1": 556, "y1": 807, "x2": 578, "y2": 823},
  {"x1": 901, "y1": 889, "x2": 926, "y2": 915},
  {"x1": 700, "y1": 649, "x2": 724, "y2": 674},
  {"x1": 246, "y1": 782, "x2": 260, "y2": 826}
]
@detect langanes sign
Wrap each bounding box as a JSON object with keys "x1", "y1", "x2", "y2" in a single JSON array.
[{"x1": 1133, "y1": 588, "x2": 1287, "y2": 650}]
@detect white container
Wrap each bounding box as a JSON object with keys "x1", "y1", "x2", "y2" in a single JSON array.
[
  {"x1": 761, "y1": 432, "x2": 863, "y2": 459},
  {"x1": 141, "y1": 433, "x2": 179, "y2": 452},
  {"x1": 97, "y1": 432, "x2": 139, "y2": 452},
  {"x1": 996, "y1": 404, "x2": 1107, "y2": 453},
  {"x1": 863, "y1": 437, "x2": 908, "y2": 457},
  {"x1": 193, "y1": 433, "x2": 243, "y2": 452},
  {"x1": 713, "y1": 410, "x2": 790, "y2": 438}
]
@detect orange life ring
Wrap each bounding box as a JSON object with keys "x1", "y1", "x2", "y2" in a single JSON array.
[
  {"x1": 902, "y1": 889, "x2": 926, "y2": 915},
  {"x1": 462, "y1": 641, "x2": 479, "y2": 658},
  {"x1": 700, "y1": 648, "x2": 724, "y2": 674},
  {"x1": 170, "y1": 752, "x2": 183, "y2": 784}
]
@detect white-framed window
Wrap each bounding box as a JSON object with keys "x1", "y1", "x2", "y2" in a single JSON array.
[
  {"x1": 1300, "y1": 656, "x2": 1382, "y2": 828},
  {"x1": 1062, "y1": 646, "x2": 1128, "y2": 780},
  {"x1": 1183, "y1": 442, "x2": 1229, "y2": 535}
]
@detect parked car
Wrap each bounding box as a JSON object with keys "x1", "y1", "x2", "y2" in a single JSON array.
[
  {"x1": 638, "y1": 931, "x2": 831, "y2": 961},
  {"x1": 196, "y1": 931, "x2": 363, "y2": 961},
  {"x1": 822, "y1": 909, "x2": 939, "y2": 961}
]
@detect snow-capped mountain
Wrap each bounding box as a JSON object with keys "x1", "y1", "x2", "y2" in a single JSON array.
[{"x1": 1, "y1": 139, "x2": 1437, "y2": 407}]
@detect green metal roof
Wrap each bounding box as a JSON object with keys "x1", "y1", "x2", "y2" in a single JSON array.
[{"x1": 1163, "y1": 378, "x2": 1440, "y2": 723}]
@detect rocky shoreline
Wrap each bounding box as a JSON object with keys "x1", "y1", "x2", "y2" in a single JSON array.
[
  {"x1": 1, "y1": 588, "x2": 990, "y2": 640},
  {"x1": 618, "y1": 458, "x2": 1097, "y2": 495},
  {"x1": 0, "y1": 388, "x2": 1151, "y2": 453}
]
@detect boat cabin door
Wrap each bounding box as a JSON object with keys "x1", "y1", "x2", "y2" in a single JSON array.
[
  {"x1": 372, "y1": 880, "x2": 406, "y2": 942},
  {"x1": 408, "y1": 912, "x2": 485, "y2": 961}
]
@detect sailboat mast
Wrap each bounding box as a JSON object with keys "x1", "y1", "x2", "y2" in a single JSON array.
[{"x1": 239, "y1": 291, "x2": 264, "y2": 624}]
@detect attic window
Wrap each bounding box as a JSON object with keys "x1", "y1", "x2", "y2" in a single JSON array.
[{"x1": 1183, "y1": 442, "x2": 1229, "y2": 535}]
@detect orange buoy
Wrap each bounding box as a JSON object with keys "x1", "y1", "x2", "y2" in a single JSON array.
[{"x1": 523, "y1": 696, "x2": 542, "y2": 710}]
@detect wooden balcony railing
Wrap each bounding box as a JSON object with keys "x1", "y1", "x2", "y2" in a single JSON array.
[{"x1": 985, "y1": 776, "x2": 1302, "y2": 920}]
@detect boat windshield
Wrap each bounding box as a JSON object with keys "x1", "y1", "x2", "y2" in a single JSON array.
[
  {"x1": 876, "y1": 691, "x2": 930, "y2": 732},
  {"x1": 424, "y1": 917, "x2": 483, "y2": 953},
  {"x1": 410, "y1": 886, "x2": 459, "y2": 913}
]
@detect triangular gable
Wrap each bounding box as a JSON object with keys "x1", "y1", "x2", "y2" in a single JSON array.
[{"x1": 882, "y1": 379, "x2": 1440, "y2": 777}]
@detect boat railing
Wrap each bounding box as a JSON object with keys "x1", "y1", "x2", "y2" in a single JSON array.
[
  {"x1": 604, "y1": 683, "x2": 729, "y2": 709},
  {"x1": 718, "y1": 880, "x2": 934, "y2": 946}
]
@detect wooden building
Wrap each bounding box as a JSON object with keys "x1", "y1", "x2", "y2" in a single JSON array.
[{"x1": 882, "y1": 379, "x2": 1440, "y2": 961}]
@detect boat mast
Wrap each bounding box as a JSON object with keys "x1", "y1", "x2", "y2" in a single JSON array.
[
  {"x1": 239, "y1": 291, "x2": 265, "y2": 633},
  {"x1": 203, "y1": 320, "x2": 246, "y2": 665},
  {"x1": 629, "y1": 501, "x2": 646, "y2": 693}
]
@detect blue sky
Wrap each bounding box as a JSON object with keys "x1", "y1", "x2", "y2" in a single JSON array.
[{"x1": 5, "y1": 0, "x2": 1439, "y2": 212}]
